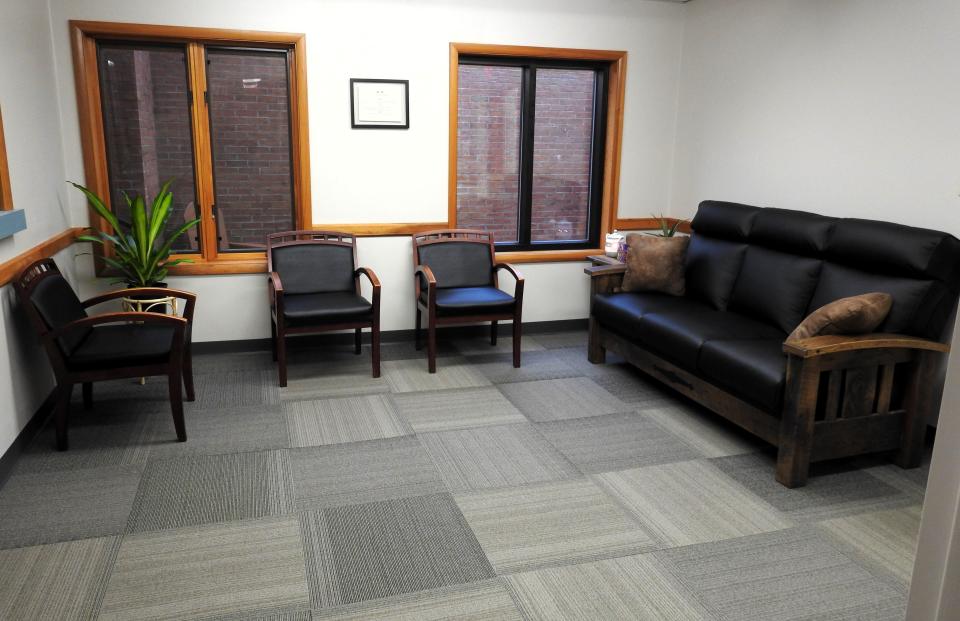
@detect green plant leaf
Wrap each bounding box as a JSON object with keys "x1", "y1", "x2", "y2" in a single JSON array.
[
  {"x1": 151, "y1": 218, "x2": 201, "y2": 267},
  {"x1": 70, "y1": 182, "x2": 124, "y2": 234},
  {"x1": 147, "y1": 180, "x2": 174, "y2": 248}
]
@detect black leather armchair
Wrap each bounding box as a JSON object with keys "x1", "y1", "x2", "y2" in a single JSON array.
[
  {"x1": 14, "y1": 259, "x2": 196, "y2": 451},
  {"x1": 413, "y1": 229, "x2": 524, "y2": 373},
  {"x1": 268, "y1": 230, "x2": 381, "y2": 386}
]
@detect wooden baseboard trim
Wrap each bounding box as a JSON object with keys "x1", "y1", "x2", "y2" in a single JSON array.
[{"x1": 0, "y1": 227, "x2": 84, "y2": 287}]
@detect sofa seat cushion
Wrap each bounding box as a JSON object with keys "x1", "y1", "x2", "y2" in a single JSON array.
[
  {"x1": 698, "y1": 339, "x2": 787, "y2": 413},
  {"x1": 639, "y1": 307, "x2": 786, "y2": 370},
  {"x1": 68, "y1": 324, "x2": 175, "y2": 370},
  {"x1": 421, "y1": 286, "x2": 515, "y2": 316},
  {"x1": 282, "y1": 292, "x2": 372, "y2": 325},
  {"x1": 591, "y1": 292, "x2": 693, "y2": 338}
]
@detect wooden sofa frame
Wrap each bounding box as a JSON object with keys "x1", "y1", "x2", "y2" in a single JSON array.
[{"x1": 586, "y1": 263, "x2": 949, "y2": 488}]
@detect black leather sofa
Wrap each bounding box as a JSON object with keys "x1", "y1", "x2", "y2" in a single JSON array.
[{"x1": 586, "y1": 201, "x2": 960, "y2": 487}]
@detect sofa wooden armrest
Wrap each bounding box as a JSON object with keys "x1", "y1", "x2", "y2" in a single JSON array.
[{"x1": 783, "y1": 333, "x2": 949, "y2": 358}]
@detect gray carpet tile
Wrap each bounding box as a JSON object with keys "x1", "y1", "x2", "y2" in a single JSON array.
[
  {"x1": 391, "y1": 387, "x2": 527, "y2": 433},
  {"x1": 77, "y1": 377, "x2": 177, "y2": 414},
  {"x1": 100, "y1": 516, "x2": 309, "y2": 620},
  {"x1": 127, "y1": 450, "x2": 295, "y2": 533},
  {"x1": 712, "y1": 452, "x2": 911, "y2": 522},
  {"x1": 549, "y1": 346, "x2": 627, "y2": 377},
  {"x1": 282, "y1": 358, "x2": 391, "y2": 401},
  {"x1": 14, "y1": 419, "x2": 154, "y2": 474},
  {"x1": 290, "y1": 436, "x2": 446, "y2": 510},
  {"x1": 202, "y1": 607, "x2": 312, "y2": 621},
  {"x1": 195, "y1": 369, "x2": 279, "y2": 409},
  {"x1": 383, "y1": 358, "x2": 493, "y2": 393},
  {"x1": 594, "y1": 460, "x2": 794, "y2": 547},
  {"x1": 588, "y1": 365, "x2": 678, "y2": 406},
  {"x1": 284, "y1": 395, "x2": 409, "y2": 447},
  {"x1": 505, "y1": 554, "x2": 710, "y2": 620},
  {"x1": 311, "y1": 579, "x2": 523, "y2": 620},
  {"x1": 498, "y1": 377, "x2": 629, "y2": 422},
  {"x1": 0, "y1": 536, "x2": 120, "y2": 620},
  {"x1": 537, "y1": 411, "x2": 702, "y2": 474},
  {"x1": 819, "y1": 504, "x2": 923, "y2": 583},
  {"x1": 420, "y1": 424, "x2": 579, "y2": 493},
  {"x1": 193, "y1": 350, "x2": 275, "y2": 374},
  {"x1": 469, "y1": 350, "x2": 583, "y2": 384},
  {"x1": 301, "y1": 493, "x2": 495, "y2": 608},
  {"x1": 147, "y1": 404, "x2": 290, "y2": 458},
  {"x1": 655, "y1": 526, "x2": 909, "y2": 620},
  {"x1": 0, "y1": 465, "x2": 141, "y2": 548},
  {"x1": 452, "y1": 335, "x2": 546, "y2": 357},
  {"x1": 643, "y1": 404, "x2": 765, "y2": 458},
  {"x1": 456, "y1": 479, "x2": 660, "y2": 574}
]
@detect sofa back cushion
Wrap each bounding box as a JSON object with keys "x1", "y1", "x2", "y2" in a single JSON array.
[
  {"x1": 729, "y1": 246, "x2": 823, "y2": 333},
  {"x1": 684, "y1": 235, "x2": 747, "y2": 311},
  {"x1": 688, "y1": 200, "x2": 960, "y2": 340}
]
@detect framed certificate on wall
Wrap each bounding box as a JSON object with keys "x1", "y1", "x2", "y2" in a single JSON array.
[{"x1": 350, "y1": 79, "x2": 409, "y2": 129}]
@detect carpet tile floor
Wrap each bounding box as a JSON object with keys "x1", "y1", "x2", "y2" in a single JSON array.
[{"x1": 0, "y1": 329, "x2": 930, "y2": 619}]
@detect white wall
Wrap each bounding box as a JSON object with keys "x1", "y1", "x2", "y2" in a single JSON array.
[
  {"x1": 670, "y1": 1, "x2": 960, "y2": 618},
  {"x1": 47, "y1": 0, "x2": 688, "y2": 339},
  {"x1": 0, "y1": 1, "x2": 78, "y2": 457}
]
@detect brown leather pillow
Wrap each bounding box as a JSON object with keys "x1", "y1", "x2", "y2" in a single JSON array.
[
  {"x1": 621, "y1": 234, "x2": 689, "y2": 296},
  {"x1": 787, "y1": 292, "x2": 893, "y2": 341}
]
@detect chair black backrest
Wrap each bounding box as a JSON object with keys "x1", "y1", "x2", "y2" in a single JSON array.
[
  {"x1": 414, "y1": 230, "x2": 495, "y2": 289},
  {"x1": 687, "y1": 201, "x2": 960, "y2": 340},
  {"x1": 15, "y1": 259, "x2": 90, "y2": 355},
  {"x1": 268, "y1": 231, "x2": 357, "y2": 295}
]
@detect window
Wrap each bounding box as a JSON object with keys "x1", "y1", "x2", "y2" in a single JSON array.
[
  {"x1": 71, "y1": 22, "x2": 310, "y2": 274},
  {"x1": 450, "y1": 44, "x2": 626, "y2": 255},
  {"x1": 0, "y1": 105, "x2": 12, "y2": 212}
]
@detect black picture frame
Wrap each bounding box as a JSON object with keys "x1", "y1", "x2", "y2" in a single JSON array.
[{"x1": 350, "y1": 78, "x2": 409, "y2": 129}]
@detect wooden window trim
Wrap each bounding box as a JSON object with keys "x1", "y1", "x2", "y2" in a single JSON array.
[
  {"x1": 0, "y1": 105, "x2": 12, "y2": 211},
  {"x1": 70, "y1": 20, "x2": 312, "y2": 276},
  {"x1": 448, "y1": 43, "x2": 628, "y2": 261}
]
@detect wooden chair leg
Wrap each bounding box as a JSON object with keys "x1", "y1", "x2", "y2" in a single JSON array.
[
  {"x1": 354, "y1": 328, "x2": 362, "y2": 355},
  {"x1": 270, "y1": 320, "x2": 278, "y2": 362},
  {"x1": 82, "y1": 382, "x2": 93, "y2": 410},
  {"x1": 182, "y1": 341, "x2": 195, "y2": 402},
  {"x1": 54, "y1": 383, "x2": 73, "y2": 451},
  {"x1": 588, "y1": 317, "x2": 606, "y2": 364},
  {"x1": 491, "y1": 320, "x2": 498, "y2": 346},
  {"x1": 414, "y1": 306, "x2": 423, "y2": 350},
  {"x1": 512, "y1": 317, "x2": 521, "y2": 368},
  {"x1": 277, "y1": 328, "x2": 288, "y2": 388},
  {"x1": 427, "y1": 316, "x2": 437, "y2": 374},
  {"x1": 168, "y1": 370, "x2": 187, "y2": 442},
  {"x1": 775, "y1": 356, "x2": 820, "y2": 488},
  {"x1": 371, "y1": 323, "x2": 381, "y2": 378}
]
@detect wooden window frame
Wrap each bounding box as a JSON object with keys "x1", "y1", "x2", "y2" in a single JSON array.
[
  {"x1": 0, "y1": 105, "x2": 12, "y2": 212},
  {"x1": 449, "y1": 43, "x2": 627, "y2": 263},
  {"x1": 70, "y1": 20, "x2": 312, "y2": 275}
]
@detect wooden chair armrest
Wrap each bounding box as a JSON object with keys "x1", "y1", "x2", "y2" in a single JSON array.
[
  {"x1": 354, "y1": 267, "x2": 381, "y2": 289},
  {"x1": 783, "y1": 333, "x2": 950, "y2": 358},
  {"x1": 494, "y1": 263, "x2": 524, "y2": 282},
  {"x1": 83, "y1": 287, "x2": 196, "y2": 322},
  {"x1": 44, "y1": 312, "x2": 187, "y2": 343},
  {"x1": 268, "y1": 271, "x2": 284, "y2": 296},
  {"x1": 414, "y1": 265, "x2": 437, "y2": 286}
]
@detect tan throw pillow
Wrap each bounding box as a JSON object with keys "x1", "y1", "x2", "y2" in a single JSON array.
[
  {"x1": 787, "y1": 292, "x2": 893, "y2": 341},
  {"x1": 621, "y1": 234, "x2": 689, "y2": 296}
]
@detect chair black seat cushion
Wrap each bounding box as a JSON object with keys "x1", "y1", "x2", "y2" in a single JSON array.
[
  {"x1": 698, "y1": 338, "x2": 787, "y2": 413},
  {"x1": 68, "y1": 324, "x2": 175, "y2": 370},
  {"x1": 638, "y1": 306, "x2": 786, "y2": 370},
  {"x1": 282, "y1": 292, "x2": 372, "y2": 325},
  {"x1": 591, "y1": 292, "x2": 693, "y2": 338},
  {"x1": 421, "y1": 286, "x2": 515, "y2": 316}
]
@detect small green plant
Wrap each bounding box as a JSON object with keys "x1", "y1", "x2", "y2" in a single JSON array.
[
  {"x1": 70, "y1": 180, "x2": 200, "y2": 287},
  {"x1": 646, "y1": 213, "x2": 685, "y2": 237}
]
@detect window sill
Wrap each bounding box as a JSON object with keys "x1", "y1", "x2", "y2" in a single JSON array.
[{"x1": 495, "y1": 248, "x2": 603, "y2": 264}]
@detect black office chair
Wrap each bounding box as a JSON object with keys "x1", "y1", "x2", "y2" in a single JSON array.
[
  {"x1": 268, "y1": 230, "x2": 381, "y2": 386},
  {"x1": 14, "y1": 259, "x2": 196, "y2": 451},
  {"x1": 413, "y1": 229, "x2": 524, "y2": 373}
]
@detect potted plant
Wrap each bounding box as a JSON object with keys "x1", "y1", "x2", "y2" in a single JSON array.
[
  {"x1": 70, "y1": 180, "x2": 200, "y2": 288},
  {"x1": 646, "y1": 213, "x2": 686, "y2": 237}
]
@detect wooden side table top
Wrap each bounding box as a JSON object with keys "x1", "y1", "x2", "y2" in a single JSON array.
[{"x1": 586, "y1": 254, "x2": 623, "y2": 266}]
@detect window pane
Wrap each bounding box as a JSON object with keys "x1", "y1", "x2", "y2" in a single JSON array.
[
  {"x1": 98, "y1": 44, "x2": 199, "y2": 253},
  {"x1": 530, "y1": 68, "x2": 596, "y2": 242},
  {"x1": 457, "y1": 65, "x2": 522, "y2": 244},
  {"x1": 207, "y1": 48, "x2": 294, "y2": 252}
]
